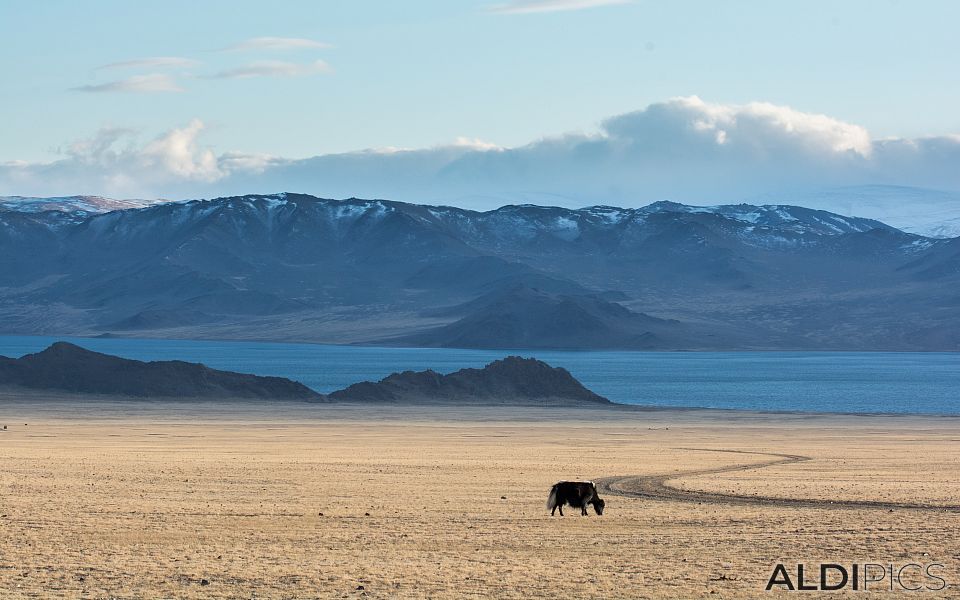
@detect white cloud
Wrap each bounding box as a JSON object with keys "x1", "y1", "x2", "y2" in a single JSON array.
[
  {"x1": 600, "y1": 96, "x2": 873, "y2": 159},
  {"x1": 72, "y1": 73, "x2": 184, "y2": 93},
  {"x1": 218, "y1": 152, "x2": 285, "y2": 174},
  {"x1": 139, "y1": 119, "x2": 222, "y2": 181},
  {"x1": 487, "y1": 0, "x2": 632, "y2": 15},
  {"x1": 207, "y1": 59, "x2": 332, "y2": 79},
  {"x1": 451, "y1": 137, "x2": 503, "y2": 151},
  {"x1": 223, "y1": 37, "x2": 332, "y2": 51},
  {"x1": 0, "y1": 121, "x2": 223, "y2": 197},
  {"x1": 2, "y1": 98, "x2": 959, "y2": 211},
  {"x1": 97, "y1": 57, "x2": 200, "y2": 70},
  {"x1": 63, "y1": 126, "x2": 137, "y2": 164}
]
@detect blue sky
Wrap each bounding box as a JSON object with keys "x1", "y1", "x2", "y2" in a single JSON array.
[{"x1": 2, "y1": 0, "x2": 959, "y2": 206}]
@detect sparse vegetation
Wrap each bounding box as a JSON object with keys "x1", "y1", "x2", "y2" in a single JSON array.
[{"x1": 1, "y1": 401, "x2": 957, "y2": 598}]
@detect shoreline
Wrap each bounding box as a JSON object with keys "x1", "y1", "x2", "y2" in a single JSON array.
[
  {"x1": 2, "y1": 391, "x2": 959, "y2": 424},
  {"x1": 4, "y1": 331, "x2": 960, "y2": 354},
  {"x1": 2, "y1": 336, "x2": 957, "y2": 416}
]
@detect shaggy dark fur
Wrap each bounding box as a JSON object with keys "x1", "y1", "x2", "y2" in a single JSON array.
[{"x1": 546, "y1": 481, "x2": 605, "y2": 516}]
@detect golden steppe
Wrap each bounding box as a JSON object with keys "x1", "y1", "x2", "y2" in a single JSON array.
[{"x1": 2, "y1": 397, "x2": 960, "y2": 599}]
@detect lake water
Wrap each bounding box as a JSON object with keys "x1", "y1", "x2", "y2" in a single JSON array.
[{"x1": 0, "y1": 335, "x2": 957, "y2": 415}]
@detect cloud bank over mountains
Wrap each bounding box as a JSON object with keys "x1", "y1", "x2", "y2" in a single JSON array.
[{"x1": 2, "y1": 97, "x2": 958, "y2": 209}]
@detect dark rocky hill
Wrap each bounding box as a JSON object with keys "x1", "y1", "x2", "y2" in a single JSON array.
[
  {"x1": 0, "y1": 344, "x2": 611, "y2": 406},
  {"x1": 392, "y1": 285, "x2": 694, "y2": 349},
  {"x1": 0, "y1": 342, "x2": 323, "y2": 400},
  {"x1": 328, "y1": 356, "x2": 611, "y2": 406}
]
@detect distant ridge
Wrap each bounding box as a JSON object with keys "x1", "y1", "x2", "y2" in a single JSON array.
[
  {"x1": 0, "y1": 195, "x2": 157, "y2": 215},
  {"x1": 1, "y1": 193, "x2": 957, "y2": 350},
  {"x1": 0, "y1": 344, "x2": 611, "y2": 406},
  {"x1": 329, "y1": 356, "x2": 612, "y2": 406},
  {"x1": 0, "y1": 342, "x2": 322, "y2": 400}
]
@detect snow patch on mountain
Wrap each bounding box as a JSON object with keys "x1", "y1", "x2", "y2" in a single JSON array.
[
  {"x1": 582, "y1": 206, "x2": 630, "y2": 224},
  {"x1": 0, "y1": 195, "x2": 158, "y2": 214},
  {"x1": 746, "y1": 185, "x2": 960, "y2": 239}
]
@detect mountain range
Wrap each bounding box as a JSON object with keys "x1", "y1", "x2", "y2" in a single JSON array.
[
  {"x1": 8, "y1": 184, "x2": 959, "y2": 237},
  {"x1": 0, "y1": 192, "x2": 957, "y2": 350}
]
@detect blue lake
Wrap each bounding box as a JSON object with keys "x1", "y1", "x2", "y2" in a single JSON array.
[{"x1": 0, "y1": 335, "x2": 957, "y2": 415}]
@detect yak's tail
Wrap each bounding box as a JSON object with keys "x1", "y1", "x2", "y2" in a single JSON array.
[{"x1": 546, "y1": 483, "x2": 559, "y2": 510}]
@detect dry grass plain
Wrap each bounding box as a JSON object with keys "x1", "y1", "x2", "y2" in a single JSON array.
[{"x1": 2, "y1": 397, "x2": 960, "y2": 599}]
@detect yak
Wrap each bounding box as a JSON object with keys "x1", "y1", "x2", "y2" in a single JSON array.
[{"x1": 547, "y1": 481, "x2": 605, "y2": 516}]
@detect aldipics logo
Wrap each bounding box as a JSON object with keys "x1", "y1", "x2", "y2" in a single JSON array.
[{"x1": 766, "y1": 563, "x2": 948, "y2": 592}]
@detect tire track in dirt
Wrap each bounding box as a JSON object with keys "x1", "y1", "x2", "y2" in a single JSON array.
[{"x1": 595, "y1": 448, "x2": 960, "y2": 512}]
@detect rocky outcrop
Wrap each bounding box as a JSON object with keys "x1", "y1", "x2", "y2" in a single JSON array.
[
  {"x1": 0, "y1": 342, "x2": 323, "y2": 400},
  {"x1": 328, "y1": 356, "x2": 611, "y2": 406}
]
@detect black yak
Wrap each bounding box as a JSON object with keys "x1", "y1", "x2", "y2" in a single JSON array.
[{"x1": 547, "y1": 481, "x2": 605, "y2": 516}]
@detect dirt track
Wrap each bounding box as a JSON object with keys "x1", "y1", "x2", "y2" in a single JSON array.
[{"x1": 596, "y1": 447, "x2": 960, "y2": 512}]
